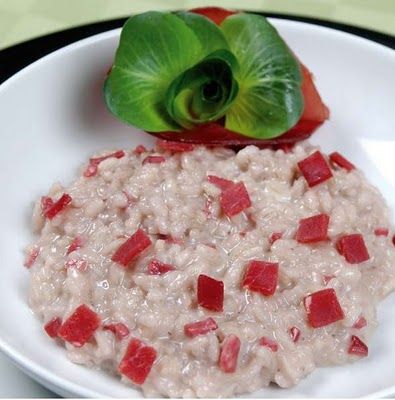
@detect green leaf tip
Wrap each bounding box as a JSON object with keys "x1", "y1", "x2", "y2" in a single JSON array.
[{"x1": 104, "y1": 10, "x2": 304, "y2": 139}]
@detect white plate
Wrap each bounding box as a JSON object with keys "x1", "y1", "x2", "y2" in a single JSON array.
[{"x1": 0, "y1": 19, "x2": 394, "y2": 398}]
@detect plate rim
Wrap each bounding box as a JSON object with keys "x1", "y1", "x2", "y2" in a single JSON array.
[{"x1": 0, "y1": 18, "x2": 394, "y2": 399}]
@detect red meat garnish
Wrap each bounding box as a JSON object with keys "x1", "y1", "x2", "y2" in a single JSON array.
[
  {"x1": 304, "y1": 288, "x2": 344, "y2": 328},
  {"x1": 348, "y1": 335, "x2": 368, "y2": 357},
  {"x1": 184, "y1": 317, "x2": 218, "y2": 338},
  {"x1": 352, "y1": 316, "x2": 367, "y2": 329},
  {"x1": 44, "y1": 317, "x2": 62, "y2": 338},
  {"x1": 242, "y1": 260, "x2": 278, "y2": 296},
  {"x1": 297, "y1": 151, "x2": 333, "y2": 187},
  {"x1": 84, "y1": 150, "x2": 125, "y2": 177},
  {"x1": 190, "y1": 7, "x2": 236, "y2": 25},
  {"x1": 329, "y1": 152, "x2": 355, "y2": 171},
  {"x1": 157, "y1": 139, "x2": 194, "y2": 152},
  {"x1": 296, "y1": 213, "x2": 329, "y2": 243},
  {"x1": 220, "y1": 182, "x2": 251, "y2": 217},
  {"x1": 142, "y1": 155, "x2": 166, "y2": 165},
  {"x1": 103, "y1": 323, "x2": 130, "y2": 340},
  {"x1": 219, "y1": 334, "x2": 241, "y2": 373},
  {"x1": 134, "y1": 145, "x2": 147, "y2": 155},
  {"x1": 24, "y1": 247, "x2": 40, "y2": 268},
  {"x1": 207, "y1": 175, "x2": 234, "y2": 191},
  {"x1": 336, "y1": 234, "x2": 370, "y2": 264},
  {"x1": 119, "y1": 338, "x2": 157, "y2": 385},
  {"x1": 259, "y1": 336, "x2": 279, "y2": 352},
  {"x1": 269, "y1": 232, "x2": 283, "y2": 245},
  {"x1": 289, "y1": 326, "x2": 301, "y2": 342},
  {"x1": 147, "y1": 259, "x2": 175, "y2": 275},
  {"x1": 112, "y1": 229, "x2": 152, "y2": 267},
  {"x1": 374, "y1": 228, "x2": 389, "y2": 237},
  {"x1": 42, "y1": 193, "x2": 72, "y2": 220},
  {"x1": 57, "y1": 304, "x2": 100, "y2": 347},
  {"x1": 67, "y1": 236, "x2": 83, "y2": 255},
  {"x1": 197, "y1": 274, "x2": 224, "y2": 312}
]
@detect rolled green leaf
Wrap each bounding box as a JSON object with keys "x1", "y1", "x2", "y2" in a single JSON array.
[
  {"x1": 221, "y1": 13, "x2": 304, "y2": 139},
  {"x1": 104, "y1": 11, "x2": 231, "y2": 132},
  {"x1": 165, "y1": 49, "x2": 239, "y2": 129}
]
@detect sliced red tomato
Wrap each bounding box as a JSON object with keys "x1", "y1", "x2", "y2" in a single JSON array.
[{"x1": 153, "y1": 8, "x2": 329, "y2": 147}]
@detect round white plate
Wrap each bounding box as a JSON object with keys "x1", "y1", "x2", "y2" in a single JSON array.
[{"x1": 0, "y1": 19, "x2": 394, "y2": 398}]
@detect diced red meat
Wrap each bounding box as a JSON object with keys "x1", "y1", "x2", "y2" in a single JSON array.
[
  {"x1": 157, "y1": 139, "x2": 194, "y2": 152},
  {"x1": 336, "y1": 234, "x2": 370, "y2": 264},
  {"x1": 103, "y1": 323, "x2": 130, "y2": 340},
  {"x1": 147, "y1": 259, "x2": 175, "y2": 275},
  {"x1": 353, "y1": 316, "x2": 367, "y2": 329},
  {"x1": 197, "y1": 274, "x2": 224, "y2": 312},
  {"x1": 134, "y1": 145, "x2": 147, "y2": 154},
  {"x1": 297, "y1": 151, "x2": 333, "y2": 187},
  {"x1": 296, "y1": 213, "x2": 329, "y2": 243},
  {"x1": 24, "y1": 247, "x2": 39, "y2": 268},
  {"x1": 304, "y1": 288, "x2": 344, "y2": 328},
  {"x1": 142, "y1": 155, "x2": 166, "y2": 165},
  {"x1": 348, "y1": 335, "x2": 368, "y2": 357},
  {"x1": 220, "y1": 182, "x2": 251, "y2": 217},
  {"x1": 329, "y1": 152, "x2": 355, "y2": 171},
  {"x1": 41, "y1": 196, "x2": 54, "y2": 215},
  {"x1": 207, "y1": 175, "x2": 234, "y2": 191},
  {"x1": 190, "y1": 7, "x2": 237, "y2": 25},
  {"x1": 64, "y1": 259, "x2": 88, "y2": 272},
  {"x1": 374, "y1": 228, "x2": 389, "y2": 237},
  {"x1": 112, "y1": 229, "x2": 152, "y2": 267},
  {"x1": 119, "y1": 338, "x2": 157, "y2": 385},
  {"x1": 184, "y1": 317, "x2": 218, "y2": 338},
  {"x1": 242, "y1": 260, "x2": 279, "y2": 296},
  {"x1": 67, "y1": 236, "x2": 84, "y2": 255},
  {"x1": 42, "y1": 193, "x2": 72, "y2": 220},
  {"x1": 219, "y1": 334, "x2": 241, "y2": 373},
  {"x1": 289, "y1": 326, "x2": 301, "y2": 342},
  {"x1": 269, "y1": 232, "x2": 283, "y2": 245},
  {"x1": 84, "y1": 150, "x2": 125, "y2": 177},
  {"x1": 57, "y1": 304, "x2": 100, "y2": 347},
  {"x1": 259, "y1": 336, "x2": 279, "y2": 352},
  {"x1": 44, "y1": 317, "x2": 62, "y2": 338}
]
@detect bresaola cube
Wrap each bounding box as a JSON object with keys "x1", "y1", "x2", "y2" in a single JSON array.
[
  {"x1": 197, "y1": 274, "x2": 224, "y2": 312},
  {"x1": 42, "y1": 193, "x2": 72, "y2": 219},
  {"x1": 348, "y1": 335, "x2": 368, "y2": 357},
  {"x1": 329, "y1": 152, "x2": 355, "y2": 171},
  {"x1": 219, "y1": 182, "x2": 251, "y2": 217},
  {"x1": 219, "y1": 334, "x2": 241, "y2": 373},
  {"x1": 44, "y1": 317, "x2": 62, "y2": 338},
  {"x1": 147, "y1": 259, "x2": 175, "y2": 275},
  {"x1": 57, "y1": 305, "x2": 100, "y2": 347},
  {"x1": 242, "y1": 260, "x2": 279, "y2": 296},
  {"x1": 297, "y1": 151, "x2": 333, "y2": 187},
  {"x1": 184, "y1": 317, "x2": 218, "y2": 338},
  {"x1": 207, "y1": 175, "x2": 234, "y2": 191},
  {"x1": 304, "y1": 288, "x2": 344, "y2": 328},
  {"x1": 296, "y1": 214, "x2": 329, "y2": 243},
  {"x1": 259, "y1": 336, "x2": 279, "y2": 352},
  {"x1": 103, "y1": 323, "x2": 130, "y2": 340},
  {"x1": 119, "y1": 338, "x2": 157, "y2": 385},
  {"x1": 336, "y1": 234, "x2": 370, "y2": 264}
]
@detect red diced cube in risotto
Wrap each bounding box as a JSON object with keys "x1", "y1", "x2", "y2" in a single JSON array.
[
  {"x1": 220, "y1": 182, "x2": 251, "y2": 217},
  {"x1": 103, "y1": 323, "x2": 130, "y2": 339},
  {"x1": 374, "y1": 228, "x2": 389, "y2": 237},
  {"x1": 147, "y1": 259, "x2": 175, "y2": 275},
  {"x1": 41, "y1": 196, "x2": 54, "y2": 214},
  {"x1": 219, "y1": 334, "x2": 241, "y2": 373},
  {"x1": 24, "y1": 247, "x2": 39, "y2": 268},
  {"x1": 304, "y1": 288, "x2": 344, "y2": 328},
  {"x1": 84, "y1": 150, "x2": 125, "y2": 177},
  {"x1": 269, "y1": 232, "x2": 283, "y2": 245},
  {"x1": 67, "y1": 236, "x2": 84, "y2": 255},
  {"x1": 352, "y1": 316, "x2": 367, "y2": 329},
  {"x1": 259, "y1": 336, "x2": 278, "y2": 352},
  {"x1": 336, "y1": 234, "x2": 370, "y2": 264},
  {"x1": 142, "y1": 155, "x2": 166, "y2": 165},
  {"x1": 157, "y1": 139, "x2": 194, "y2": 152},
  {"x1": 207, "y1": 175, "x2": 234, "y2": 191},
  {"x1": 297, "y1": 151, "x2": 333, "y2": 187},
  {"x1": 184, "y1": 317, "x2": 218, "y2": 338},
  {"x1": 329, "y1": 152, "x2": 355, "y2": 171},
  {"x1": 197, "y1": 274, "x2": 224, "y2": 312},
  {"x1": 44, "y1": 317, "x2": 62, "y2": 338},
  {"x1": 112, "y1": 229, "x2": 152, "y2": 267},
  {"x1": 348, "y1": 335, "x2": 368, "y2": 357},
  {"x1": 289, "y1": 326, "x2": 301, "y2": 342},
  {"x1": 134, "y1": 145, "x2": 147, "y2": 154},
  {"x1": 58, "y1": 304, "x2": 100, "y2": 347},
  {"x1": 119, "y1": 338, "x2": 157, "y2": 385},
  {"x1": 43, "y1": 193, "x2": 72, "y2": 220},
  {"x1": 242, "y1": 260, "x2": 278, "y2": 296},
  {"x1": 296, "y1": 213, "x2": 329, "y2": 243}
]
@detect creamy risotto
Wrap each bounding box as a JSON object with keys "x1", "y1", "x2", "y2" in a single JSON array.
[{"x1": 24, "y1": 141, "x2": 395, "y2": 397}]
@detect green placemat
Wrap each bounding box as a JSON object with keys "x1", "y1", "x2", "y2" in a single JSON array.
[{"x1": 0, "y1": 0, "x2": 394, "y2": 50}]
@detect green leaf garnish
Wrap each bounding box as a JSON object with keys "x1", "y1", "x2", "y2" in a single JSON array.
[
  {"x1": 104, "y1": 10, "x2": 304, "y2": 140},
  {"x1": 221, "y1": 13, "x2": 303, "y2": 139}
]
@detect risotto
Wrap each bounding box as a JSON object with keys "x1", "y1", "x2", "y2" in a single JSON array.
[{"x1": 25, "y1": 141, "x2": 395, "y2": 397}]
